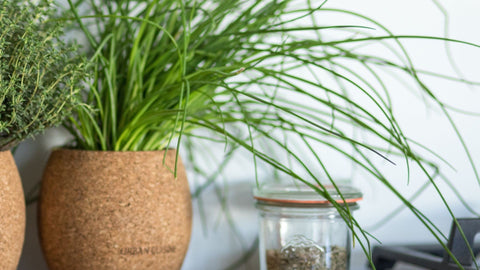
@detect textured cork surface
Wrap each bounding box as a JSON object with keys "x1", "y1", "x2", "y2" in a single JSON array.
[
  {"x1": 39, "y1": 149, "x2": 192, "y2": 270},
  {"x1": 0, "y1": 151, "x2": 26, "y2": 270}
]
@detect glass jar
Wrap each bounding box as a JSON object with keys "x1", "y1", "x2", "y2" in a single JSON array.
[{"x1": 254, "y1": 184, "x2": 362, "y2": 270}]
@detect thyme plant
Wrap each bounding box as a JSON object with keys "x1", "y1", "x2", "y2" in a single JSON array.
[
  {"x1": 0, "y1": 0, "x2": 87, "y2": 151},
  {"x1": 62, "y1": 0, "x2": 479, "y2": 266}
]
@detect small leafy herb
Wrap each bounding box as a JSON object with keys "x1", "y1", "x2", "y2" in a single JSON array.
[{"x1": 0, "y1": 0, "x2": 87, "y2": 151}]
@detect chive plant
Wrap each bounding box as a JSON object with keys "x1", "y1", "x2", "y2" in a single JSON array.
[
  {"x1": 0, "y1": 0, "x2": 87, "y2": 151},
  {"x1": 62, "y1": 0, "x2": 479, "y2": 266}
]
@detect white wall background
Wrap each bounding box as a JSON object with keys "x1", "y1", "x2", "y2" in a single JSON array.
[{"x1": 14, "y1": 1, "x2": 480, "y2": 269}]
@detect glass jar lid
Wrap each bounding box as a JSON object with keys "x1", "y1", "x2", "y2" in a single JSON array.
[{"x1": 253, "y1": 183, "x2": 362, "y2": 208}]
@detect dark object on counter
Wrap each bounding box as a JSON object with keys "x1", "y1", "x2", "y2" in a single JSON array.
[{"x1": 371, "y1": 218, "x2": 480, "y2": 270}]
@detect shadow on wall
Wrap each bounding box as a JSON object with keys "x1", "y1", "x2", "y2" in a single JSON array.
[
  {"x1": 184, "y1": 180, "x2": 260, "y2": 270},
  {"x1": 15, "y1": 128, "x2": 72, "y2": 270}
]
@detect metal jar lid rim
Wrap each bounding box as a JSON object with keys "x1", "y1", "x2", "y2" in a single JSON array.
[{"x1": 253, "y1": 184, "x2": 362, "y2": 206}]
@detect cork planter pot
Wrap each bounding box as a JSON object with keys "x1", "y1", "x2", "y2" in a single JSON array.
[
  {"x1": 39, "y1": 149, "x2": 192, "y2": 270},
  {"x1": 0, "y1": 150, "x2": 26, "y2": 270}
]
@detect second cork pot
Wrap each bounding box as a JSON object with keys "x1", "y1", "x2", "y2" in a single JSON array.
[
  {"x1": 38, "y1": 149, "x2": 192, "y2": 270},
  {"x1": 0, "y1": 150, "x2": 26, "y2": 270}
]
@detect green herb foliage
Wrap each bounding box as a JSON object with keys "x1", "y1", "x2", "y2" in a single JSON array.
[
  {"x1": 0, "y1": 0, "x2": 87, "y2": 151},
  {"x1": 63, "y1": 0, "x2": 479, "y2": 266}
]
